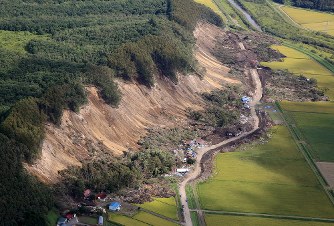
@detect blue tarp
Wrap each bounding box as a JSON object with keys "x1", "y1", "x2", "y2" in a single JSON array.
[{"x1": 109, "y1": 202, "x2": 121, "y2": 211}]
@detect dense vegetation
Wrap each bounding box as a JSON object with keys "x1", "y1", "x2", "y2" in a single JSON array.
[
  {"x1": 189, "y1": 87, "x2": 241, "y2": 127},
  {"x1": 0, "y1": 134, "x2": 53, "y2": 226},
  {"x1": 60, "y1": 150, "x2": 175, "y2": 198},
  {"x1": 0, "y1": 0, "x2": 223, "y2": 225},
  {"x1": 273, "y1": 0, "x2": 334, "y2": 12}
]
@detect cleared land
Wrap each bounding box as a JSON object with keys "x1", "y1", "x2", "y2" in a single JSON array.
[
  {"x1": 317, "y1": 162, "x2": 334, "y2": 189},
  {"x1": 205, "y1": 214, "x2": 334, "y2": 226},
  {"x1": 135, "y1": 197, "x2": 179, "y2": 220},
  {"x1": 281, "y1": 6, "x2": 334, "y2": 36},
  {"x1": 261, "y1": 45, "x2": 334, "y2": 99},
  {"x1": 197, "y1": 126, "x2": 334, "y2": 218}
]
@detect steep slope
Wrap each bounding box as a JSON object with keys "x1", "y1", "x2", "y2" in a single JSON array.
[{"x1": 26, "y1": 23, "x2": 240, "y2": 183}]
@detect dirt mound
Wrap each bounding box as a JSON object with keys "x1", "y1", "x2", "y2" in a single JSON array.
[{"x1": 26, "y1": 22, "x2": 240, "y2": 183}]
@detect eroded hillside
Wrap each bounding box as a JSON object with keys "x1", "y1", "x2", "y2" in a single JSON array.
[{"x1": 26, "y1": 23, "x2": 240, "y2": 183}]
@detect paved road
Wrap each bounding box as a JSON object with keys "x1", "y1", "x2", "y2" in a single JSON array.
[{"x1": 179, "y1": 68, "x2": 262, "y2": 226}]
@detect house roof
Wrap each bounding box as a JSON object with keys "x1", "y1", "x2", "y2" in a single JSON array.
[
  {"x1": 109, "y1": 202, "x2": 121, "y2": 210},
  {"x1": 65, "y1": 213, "x2": 74, "y2": 219},
  {"x1": 84, "y1": 189, "x2": 91, "y2": 197},
  {"x1": 57, "y1": 217, "x2": 67, "y2": 224},
  {"x1": 96, "y1": 192, "x2": 107, "y2": 199},
  {"x1": 195, "y1": 138, "x2": 205, "y2": 144}
]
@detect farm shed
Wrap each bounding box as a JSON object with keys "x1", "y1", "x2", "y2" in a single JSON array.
[
  {"x1": 96, "y1": 192, "x2": 107, "y2": 201},
  {"x1": 241, "y1": 96, "x2": 251, "y2": 103},
  {"x1": 177, "y1": 168, "x2": 189, "y2": 173},
  {"x1": 98, "y1": 215, "x2": 103, "y2": 225},
  {"x1": 109, "y1": 202, "x2": 121, "y2": 211}
]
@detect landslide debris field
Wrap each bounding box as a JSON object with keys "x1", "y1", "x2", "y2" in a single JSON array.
[{"x1": 27, "y1": 22, "x2": 245, "y2": 183}]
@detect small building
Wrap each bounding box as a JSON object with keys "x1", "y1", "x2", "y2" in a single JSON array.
[
  {"x1": 65, "y1": 213, "x2": 73, "y2": 220},
  {"x1": 57, "y1": 217, "x2": 67, "y2": 226},
  {"x1": 109, "y1": 202, "x2": 121, "y2": 211},
  {"x1": 96, "y1": 192, "x2": 107, "y2": 201},
  {"x1": 98, "y1": 216, "x2": 104, "y2": 225},
  {"x1": 176, "y1": 168, "x2": 189, "y2": 174},
  {"x1": 241, "y1": 96, "x2": 251, "y2": 103}
]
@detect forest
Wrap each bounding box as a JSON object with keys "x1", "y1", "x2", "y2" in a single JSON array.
[
  {"x1": 273, "y1": 0, "x2": 334, "y2": 12},
  {"x1": 0, "y1": 0, "x2": 223, "y2": 225}
]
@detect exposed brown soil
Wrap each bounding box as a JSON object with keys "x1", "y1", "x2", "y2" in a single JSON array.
[
  {"x1": 26, "y1": 22, "x2": 240, "y2": 183},
  {"x1": 316, "y1": 162, "x2": 334, "y2": 189}
]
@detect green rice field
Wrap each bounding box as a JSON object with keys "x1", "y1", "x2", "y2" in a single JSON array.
[
  {"x1": 281, "y1": 101, "x2": 334, "y2": 162},
  {"x1": 135, "y1": 197, "x2": 179, "y2": 220},
  {"x1": 261, "y1": 45, "x2": 334, "y2": 99},
  {"x1": 281, "y1": 6, "x2": 334, "y2": 36},
  {"x1": 205, "y1": 214, "x2": 334, "y2": 226},
  {"x1": 197, "y1": 126, "x2": 334, "y2": 218}
]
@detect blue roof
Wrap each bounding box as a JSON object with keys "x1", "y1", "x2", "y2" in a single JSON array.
[
  {"x1": 57, "y1": 217, "x2": 67, "y2": 224},
  {"x1": 109, "y1": 202, "x2": 121, "y2": 210}
]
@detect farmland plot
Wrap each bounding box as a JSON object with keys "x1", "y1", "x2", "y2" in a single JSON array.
[
  {"x1": 135, "y1": 197, "x2": 179, "y2": 220},
  {"x1": 197, "y1": 126, "x2": 334, "y2": 218},
  {"x1": 261, "y1": 45, "x2": 334, "y2": 99},
  {"x1": 205, "y1": 214, "x2": 334, "y2": 226},
  {"x1": 281, "y1": 6, "x2": 334, "y2": 36}
]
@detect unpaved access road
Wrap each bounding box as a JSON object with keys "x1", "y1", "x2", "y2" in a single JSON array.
[{"x1": 179, "y1": 68, "x2": 262, "y2": 226}]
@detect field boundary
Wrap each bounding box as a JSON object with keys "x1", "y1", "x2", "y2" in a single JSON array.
[
  {"x1": 282, "y1": 42, "x2": 334, "y2": 74},
  {"x1": 197, "y1": 210, "x2": 334, "y2": 223},
  {"x1": 266, "y1": 1, "x2": 302, "y2": 28},
  {"x1": 275, "y1": 101, "x2": 334, "y2": 205}
]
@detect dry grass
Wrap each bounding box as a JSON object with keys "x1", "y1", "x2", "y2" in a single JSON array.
[{"x1": 281, "y1": 6, "x2": 334, "y2": 35}]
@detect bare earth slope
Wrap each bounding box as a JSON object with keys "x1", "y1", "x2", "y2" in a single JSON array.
[{"x1": 26, "y1": 23, "x2": 240, "y2": 183}]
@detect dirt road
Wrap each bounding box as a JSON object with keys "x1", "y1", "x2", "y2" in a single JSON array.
[{"x1": 179, "y1": 68, "x2": 262, "y2": 226}]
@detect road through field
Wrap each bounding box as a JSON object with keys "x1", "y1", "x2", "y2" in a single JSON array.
[{"x1": 179, "y1": 68, "x2": 262, "y2": 226}]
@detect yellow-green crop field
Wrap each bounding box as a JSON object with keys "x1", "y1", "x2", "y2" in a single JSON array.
[
  {"x1": 135, "y1": 197, "x2": 179, "y2": 220},
  {"x1": 205, "y1": 214, "x2": 334, "y2": 226},
  {"x1": 108, "y1": 197, "x2": 179, "y2": 226},
  {"x1": 261, "y1": 45, "x2": 334, "y2": 99},
  {"x1": 195, "y1": 0, "x2": 225, "y2": 20},
  {"x1": 108, "y1": 211, "x2": 179, "y2": 226},
  {"x1": 133, "y1": 211, "x2": 178, "y2": 226},
  {"x1": 281, "y1": 101, "x2": 334, "y2": 162},
  {"x1": 197, "y1": 126, "x2": 334, "y2": 218},
  {"x1": 281, "y1": 6, "x2": 334, "y2": 36},
  {"x1": 108, "y1": 213, "x2": 148, "y2": 226}
]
